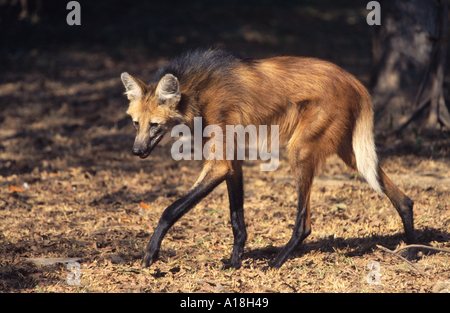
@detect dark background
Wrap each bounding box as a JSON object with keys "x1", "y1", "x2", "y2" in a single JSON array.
[{"x1": 1, "y1": 0, "x2": 375, "y2": 77}]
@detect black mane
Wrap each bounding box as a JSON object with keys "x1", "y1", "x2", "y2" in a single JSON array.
[{"x1": 151, "y1": 48, "x2": 244, "y2": 85}]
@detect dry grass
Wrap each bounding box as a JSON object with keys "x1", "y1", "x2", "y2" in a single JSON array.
[{"x1": 1, "y1": 49, "x2": 450, "y2": 293}]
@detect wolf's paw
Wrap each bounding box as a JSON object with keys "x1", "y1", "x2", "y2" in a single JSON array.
[{"x1": 141, "y1": 250, "x2": 159, "y2": 268}]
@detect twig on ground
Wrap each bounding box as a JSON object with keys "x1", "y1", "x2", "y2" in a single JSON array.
[
  {"x1": 392, "y1": 244, "x2": 450, "y2": 255},
  {"x1": 377, "y1": 244, "x2": 450, "y2": 277},
  {"x1": 376, "y1": 245, "x2": 425, "y2": 276}
]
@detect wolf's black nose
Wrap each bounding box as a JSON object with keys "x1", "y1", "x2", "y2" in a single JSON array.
[{"x1": 132, "y1": 148, "x2": 142, "y2": 156}]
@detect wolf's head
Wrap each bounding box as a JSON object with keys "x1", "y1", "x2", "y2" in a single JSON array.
[{"x1": 121, "y1": 72, "x2": 182, "y2": 159}]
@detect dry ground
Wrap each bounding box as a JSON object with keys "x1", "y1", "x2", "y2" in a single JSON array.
[{"x1": 1, "y1": 49, "x2": 450, "y2": 293}]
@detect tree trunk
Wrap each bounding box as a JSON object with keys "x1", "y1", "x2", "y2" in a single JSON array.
[{"x1": 370, "y1": 0, "x2": 450, "y2": 135}]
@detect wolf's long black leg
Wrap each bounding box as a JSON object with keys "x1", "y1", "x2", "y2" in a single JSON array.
[
  {"x1": 226, "y1": 160, "x2": 247, "y2": 268},
  {"x1": 377, "y1": 166, "x2": 416, "y2": 259},
  {"x1": 142, "y1": 162, "x2": 229, "y2": 268},
  {"x1": 270, "y1": 154, "x2": 314, "y2": 268}
]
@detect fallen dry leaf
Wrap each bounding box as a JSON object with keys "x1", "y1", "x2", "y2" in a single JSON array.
[
  {"x1": 140, "y1": 202, "x2": 151, "y2": 210},
  {"x1": 9, "y1": 185, "x2": 24, "y2": 192}
]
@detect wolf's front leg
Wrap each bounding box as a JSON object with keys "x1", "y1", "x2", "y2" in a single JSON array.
[
  {"x1": 225, "y1": 160, "x2": 247, "y2": 269},
  {"x1": 142, "y1": 161, "x2": 231, "y2": 268}
]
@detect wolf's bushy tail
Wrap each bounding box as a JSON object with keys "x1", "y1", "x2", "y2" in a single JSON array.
[{"x1": 352, "y1": 98, "x2": 383, "y2": 195}]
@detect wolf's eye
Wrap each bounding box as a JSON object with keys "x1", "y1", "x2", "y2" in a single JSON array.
[
  {"x1": 133, "y1": 121, "x2": 139, "y2": 130},
  {"x1": 150, "y1": 123, "x2": 159, "y2": 129}
]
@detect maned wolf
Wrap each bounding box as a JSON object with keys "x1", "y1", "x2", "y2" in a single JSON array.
[{"x1": 121, "y1": 48, "x2": 416, "y2": 269}]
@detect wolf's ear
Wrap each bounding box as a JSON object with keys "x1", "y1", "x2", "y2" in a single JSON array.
[
  {"x1": 156, "y1": 74, "x2": 181, "y2": 106},
  {"x1": 121, "y1": 72, "x2": 148, "y2": 101}
]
